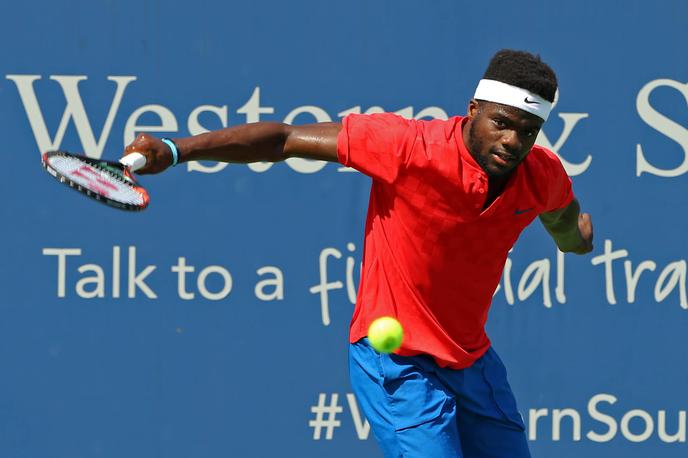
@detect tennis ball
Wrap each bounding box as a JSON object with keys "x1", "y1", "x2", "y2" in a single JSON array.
[{"x1": 368, "y1": 317, "x2": 404, "y2": 354}]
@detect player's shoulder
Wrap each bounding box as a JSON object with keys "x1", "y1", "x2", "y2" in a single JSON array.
[
  {"x1": 346, "y1": 112, "x2": 458, "y2": 126},
  {"x1": 528, "y1": 143, "x2": 559, "y2": 162},
  {"x1": 523, "y1": 144, "x2": 571, "y2": 190},
  {"x1": 416, "y1": 115, "x2": 463, "y2": 141},
  {"x1": 345, "y1": 112, "x2": 461, "y2": 141},
  {"x1": 343, "y1": 112, "x2": 416, "y2": 137},
  {"x1": 345, "y1": 111, "x2": 413, "y2": 126},
  {"x1": 526, "y1": 144, "x2": 566, "y2": 170}
]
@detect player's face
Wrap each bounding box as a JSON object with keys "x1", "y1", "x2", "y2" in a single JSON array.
[{"x1": 465, "y1": 100, "x2": 544, "y2": 177}]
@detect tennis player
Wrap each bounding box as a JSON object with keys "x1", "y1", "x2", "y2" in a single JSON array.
[{"x1": 125, "y1": 49, "x2": 593, "y2": 457}]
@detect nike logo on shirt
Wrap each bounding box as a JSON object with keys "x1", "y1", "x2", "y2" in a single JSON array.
[{"x1": 515, "y1": 208, "x2": 534, "y2": 215}]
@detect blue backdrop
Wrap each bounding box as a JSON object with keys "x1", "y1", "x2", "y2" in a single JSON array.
[{"x1": 1, "y1": 1, "x2": 687, "y2": 457}]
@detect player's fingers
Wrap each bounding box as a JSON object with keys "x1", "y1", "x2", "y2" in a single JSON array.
[
  {"x1": 123, "y1": 136, "x2": 152, "y2": 170},
  {"x1": 578, "y1": 213, "x2": 594, "y2": 253},
  {"x1": 579, "y1": 213, "x2": 591, "y2": 230},
  {"x1": 122, "y1": 133, "x2": 175, "y2": 175},
  {"x1": 124, "y1": 133, "x2": 147, "y2": 154},
  {"x1": 586, "y1": 214, "x2": 593, "y2": 241}
]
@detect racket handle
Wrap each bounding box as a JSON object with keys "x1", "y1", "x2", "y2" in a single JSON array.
[{"x1": 119, "y1": 152, "x2": 147, "y2": 172}]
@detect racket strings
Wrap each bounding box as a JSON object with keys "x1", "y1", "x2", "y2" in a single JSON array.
[{"x1": 47, "y1": 154, "x2": 146, "y2": 206}]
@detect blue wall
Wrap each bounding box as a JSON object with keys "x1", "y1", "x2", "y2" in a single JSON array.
[{"x1": 1, "y1": 1, "x2": 687, "y2": 456}]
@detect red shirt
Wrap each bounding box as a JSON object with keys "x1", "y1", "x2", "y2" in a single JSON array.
[{"x1": 337, "y1": 113, "x2": 574, "y2": 369}]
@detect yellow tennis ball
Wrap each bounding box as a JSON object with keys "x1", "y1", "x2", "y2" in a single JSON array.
[{"x1": 368, "y1": 317, "x2": 404, "y2": 353}]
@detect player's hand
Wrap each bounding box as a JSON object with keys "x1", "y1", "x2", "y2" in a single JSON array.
[
  {"x1": 122, "y1": 133, "x2": 175, "y2": 175},
  {"x1": 573, "y1": 213, "x2": 594, "y2": 254}
]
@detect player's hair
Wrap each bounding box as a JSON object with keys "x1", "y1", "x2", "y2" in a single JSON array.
[{"x1": 482, "y1": 49, "x2": 558, "y2": 102}]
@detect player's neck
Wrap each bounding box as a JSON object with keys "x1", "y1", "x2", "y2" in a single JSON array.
[
  {"x1": 482, "y1": 175, "x2": 510, "y2": 210},
  {"x1": 488, "y1": 173, "x2": 511, "y2": 189}
]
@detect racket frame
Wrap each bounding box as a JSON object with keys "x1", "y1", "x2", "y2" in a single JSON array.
[{"x1": 41, "y1": 151, "x2": 150, "y2": 211}]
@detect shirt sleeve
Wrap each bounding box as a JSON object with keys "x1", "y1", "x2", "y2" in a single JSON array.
[
  {"x1": 337, "y1": 113, "x2": 418, "y2": 183},
  {"x1": 544, "y1": 150, "x2": 575, "y2": 212}
]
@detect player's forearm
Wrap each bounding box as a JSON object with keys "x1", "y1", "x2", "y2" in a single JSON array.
[
  {"x1": 540, "y1": 199, "x2": 585, "y2": 253},
  {"x1": 174, "y1": 122, "x2": 291, "y2": 164}
]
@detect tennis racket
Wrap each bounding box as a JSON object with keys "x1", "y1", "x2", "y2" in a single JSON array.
[{"x1": 41, "y1": 151, "x2": 150, "y2": 211}]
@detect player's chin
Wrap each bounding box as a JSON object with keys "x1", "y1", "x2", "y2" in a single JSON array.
[{"x1": 485, "y1": 161, "x2": 514, "y2": 177}]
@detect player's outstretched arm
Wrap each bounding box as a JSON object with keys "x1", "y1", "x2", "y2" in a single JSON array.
[
  {"x1": 539, "y1": 199, "x2": 594, "y2": 254},
  {"x1": 123, "y1": 122, "x2": 342, "y2": 175}
]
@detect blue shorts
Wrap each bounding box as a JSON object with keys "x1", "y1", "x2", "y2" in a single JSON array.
[{"x1": 349, "y1": 339, "x2": 530, "y2": 458}]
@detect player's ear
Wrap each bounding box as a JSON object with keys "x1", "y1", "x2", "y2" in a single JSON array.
[{"x1": 467, "y1": 99, "x2": 479, "y2": 119}]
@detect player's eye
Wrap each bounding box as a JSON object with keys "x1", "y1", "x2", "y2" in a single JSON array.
[{"x1": 492, "y1": 118, "x2": 507, "y2": 128}]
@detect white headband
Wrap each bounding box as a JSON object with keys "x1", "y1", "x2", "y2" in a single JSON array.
[{"x1": 474, "y1": 79, "x2": 553, "y2": 121}]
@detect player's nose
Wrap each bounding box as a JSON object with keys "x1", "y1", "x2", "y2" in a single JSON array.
[{"x1": 500, "y1": 130, "x2": 522, "y2": 155}]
